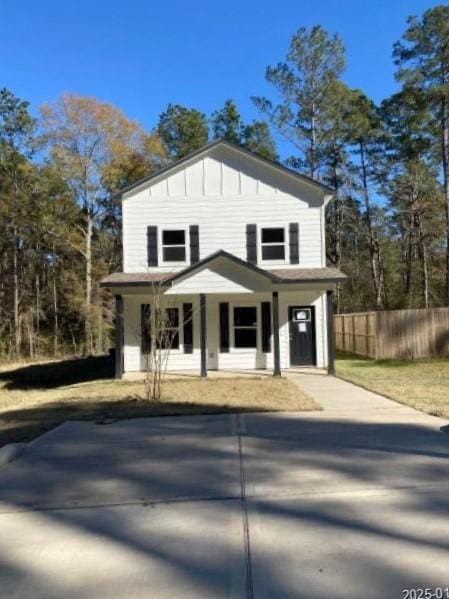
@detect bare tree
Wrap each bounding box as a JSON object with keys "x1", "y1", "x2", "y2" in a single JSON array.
[{"x1": 141, "y1": 283, "x2": 195, "y2": 401}]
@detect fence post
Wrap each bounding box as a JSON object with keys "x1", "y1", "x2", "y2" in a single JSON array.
[
  {"x1": 365, "y1": 314, "x2": 370, "y2": 356},
  {"x1": 352, "y1": 315, "x2": 356, "y2": 354}
]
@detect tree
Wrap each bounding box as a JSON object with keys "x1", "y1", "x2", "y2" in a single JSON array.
[
  {"x1": 241, "y1": 121, "x2": 277, "y2": 160},
  {"x1": 252, "y1": 25, "x2": 345, "y2": 179},
  {"x1": 0, "y1": 88, "x2": 35, "y2": 355},
  {"x1": 345, "y1": 90, "x2": 389, "y2": 309},
  {"x1": 386, "y1": 160, "x2": 442, "y2": 308},
  {"x1": 211, "y1": 99, "x2": 278, "y2": 160},
  {"x1": 382, "y1": 82, "x2": 444, "y2": 309},
  {"x1": 393, "y1": 5, "x2": 449, "y2": 303},
  {"x1": 40, "y1": 94, "x2": 164, "y2": 354},
  {"x1": 319, "y1": 81, "x2": 356, "y2": 312},
  {"x1": 211, "y1": 99, "x2": 242, "y2": 144},
  {"x1": 157, "y1": 104, "x2": 208, "y2": 160}
]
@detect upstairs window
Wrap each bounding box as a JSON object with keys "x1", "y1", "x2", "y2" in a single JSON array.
[
  {"x1": 261, "y1": 228, "x2": 285, "y2": 260},
  {"x1": 234, "y1": 306, "x2": 257, "y2": 348},
  {"x1": 162, "y1": 230, "x2": 186, "y2": 262}
]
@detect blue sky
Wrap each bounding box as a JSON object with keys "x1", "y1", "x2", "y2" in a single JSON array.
[{"x1": 1, "y1": 0, "x2": 440, "y2": 157}]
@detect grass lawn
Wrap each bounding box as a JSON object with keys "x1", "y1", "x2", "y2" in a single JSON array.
[
  {"x1": 336, "y1": 352, "x2": 449, "y2": 418},
  {"x1": 0, "y1": 355, "x2": 318, "y2": 447}
]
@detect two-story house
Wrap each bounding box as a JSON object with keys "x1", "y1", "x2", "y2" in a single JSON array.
[{"x1": 101, "y1": 140, "x2": 345, "y2": 378}]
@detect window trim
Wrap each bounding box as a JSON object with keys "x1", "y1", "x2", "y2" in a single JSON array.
[
  {"x1": 231, "y1": 304, "x2": 259, "y2": 352},
  {"x1": 259, "y1": 226, "x2": 287, "y2": 263},
  {"x1": 160, "y1": 228, "x2": 188, "y2": 265}
]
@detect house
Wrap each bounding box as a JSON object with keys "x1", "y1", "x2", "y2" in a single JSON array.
[{"x1": 100, "y1": 140, "x2": 345, "y2": 378}]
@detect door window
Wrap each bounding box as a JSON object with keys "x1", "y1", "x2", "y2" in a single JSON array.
[{"x1": 293, "y1": 308, "x2": 311, "y2": 322}]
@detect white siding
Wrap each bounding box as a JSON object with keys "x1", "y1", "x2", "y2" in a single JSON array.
[
  {"x1": 122, "y1": 290, "x2": 328, "y2": 373},
  {"x1": 165, "y1": 258, "x2": 271, "y2": 295},
  {"x1": 123, "y1": 145, "x2": 326, "y2": 273}
]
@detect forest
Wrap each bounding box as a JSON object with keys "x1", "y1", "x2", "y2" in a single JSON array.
[{"x1": 1, "y1": 4, "x2": 449, "y2": 358}]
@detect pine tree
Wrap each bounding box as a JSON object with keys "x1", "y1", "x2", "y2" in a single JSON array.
[
  {"x1": 393, "y1": 5, "x2": 449, "y2": 303},
  {"x1": 252, "y1": 25, "x2": 345, "y2": 179},
  {"x1": 211, "y1": 99, "x2": 278, "y2": 160},
  {"x1": 157, "y1": 104, "x2": 208, "y2": 160}
]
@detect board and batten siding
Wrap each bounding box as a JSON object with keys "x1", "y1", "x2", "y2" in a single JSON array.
[
  {"x1": 122, "y1": 290, "x2": 328, "y2": 372},
  {"x1": 122, "y1": 146, "x2": 326, "y2": 273}
]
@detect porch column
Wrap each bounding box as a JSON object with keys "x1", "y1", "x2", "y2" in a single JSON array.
[
  {"x1": 272, "y1": 291, "x2": 281, "y2": 377},
  {"x1": 115, "y1": 295, "x2": 124, "y2": 379},
  {"x1": 200, "y1": 293, "x2": 207, "y2": 377},
  {"x1": 326, "y1": 290, "x2": 335, "y2": 375}
]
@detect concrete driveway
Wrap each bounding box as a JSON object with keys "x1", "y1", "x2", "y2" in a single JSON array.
[{"x1": 1, "y1": 374, "x2": 449, "y2": 598}]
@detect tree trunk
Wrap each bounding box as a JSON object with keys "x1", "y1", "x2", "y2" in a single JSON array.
[
  {"x1": 85, "y1": 213, "x2": 93, "y2": 355},
  {"x1": 97, "y1": 304, "x2": 103, "y2": 354},
  {"x1": 441, "y1": 97, "x2": 449, "y2": 304},
  {"x1": 359, "y1": 142, "x2": 385, "y2": 309},
  {"x1": 417, "y1": 212, "x2": 429, "y2": 309},
  {"x1": 35, "y1": 260, "x2": 40, "y2": 335},
  {"x1": 13, "y1": 228, "x2": 20, "y2": 356},
  {"x1": 310, "y1": 111, "x2": 317, "y2": 179},
  {"x1": 28, "y1": 320, "x2": 34, "y2": 359},
  {"x1": 332, "y1": 162, "x2": 342, "y2": 313},
  {"x1": 376, "y1": 241, "x2": 387, "y2": 309},
  {"x1": 53, "y1": 245, "x2": 59, "y2": 357},
  {"x1": 405, "y1": 211, "x2": 414, "y2": 304}
]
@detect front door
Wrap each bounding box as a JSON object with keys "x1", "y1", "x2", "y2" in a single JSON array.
[{"x1": 289, "y1": 306, "x2": 316, "y2": 366}]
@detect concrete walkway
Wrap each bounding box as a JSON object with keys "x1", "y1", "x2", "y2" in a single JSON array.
[
  {"x1": 1, "y1": 375, "x2": 449, "y2": 598},
  {"x1": 287, "y1": 369, "x2": 442, "y2": 416}
]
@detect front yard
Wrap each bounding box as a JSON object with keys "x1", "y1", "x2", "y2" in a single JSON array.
[
  {"x1": 0, "y1": 356, "x2": 318, "y2": 447},
  {"x1": 336, "y1": 353, "x2": 449, "y2": 418}
]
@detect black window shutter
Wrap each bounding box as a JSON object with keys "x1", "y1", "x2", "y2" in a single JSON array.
[
  {"x1": 147, "y1": 226, "x2": 158, "y2": 266},
  {"x1": 189, "y1": 225, "x2": 200, "y2": 264},
  {"x1": 289, "y1": 222, "x2": 299, "y2": 264},
  {"x1": 246, "y1": 224, "x2": 257, "y2": 264},
  {"x1": 183, "y1": 303, "x2": 193, "y2": 354},
  {"x1": 141, "y1": 304, "x2": 151, "y2": 353},
  {"x1": 261, "y1": 301, "x2": 272, "y2": 353},
  {"x1": 219, "y1": 302, "x2": 230, "y2": 353}
]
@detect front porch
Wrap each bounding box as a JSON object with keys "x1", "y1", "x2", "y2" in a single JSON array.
[
  {"x1": 101, "y1": 250, "x2": 342, "y2": 379},
  {"x1": 114, "y1": 288, "x2": 335, "y2": 379}
]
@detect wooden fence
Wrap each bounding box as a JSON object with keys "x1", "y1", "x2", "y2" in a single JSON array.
[{"x1": 334, "y1": 307, "x2": 449, "y2": 359}]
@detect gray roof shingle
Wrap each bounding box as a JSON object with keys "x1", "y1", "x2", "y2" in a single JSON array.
[
  {"x1": 100, "y1": 272, "x2": 170, "y2": 286},
  {"x1": 100, "y1": 253, "x2": 346, "y2": 288},
  {"x1": 268, "y1": 267, "x2": 346, "y2": 282}
]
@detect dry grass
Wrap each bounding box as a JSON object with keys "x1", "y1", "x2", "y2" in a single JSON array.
[
  {"x1": 0, "y1": 355, "x2": 318, "y2": 447},
  {"x1": 336, "y1": 353, "x2": 449, "y2": 418}
]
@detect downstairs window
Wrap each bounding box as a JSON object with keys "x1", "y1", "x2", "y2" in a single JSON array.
[
  {"x1": 233, "y1": 306, "x2": 257, "y2": 348},
  {"x1": 156, "y1": 307, "x2": 180, "y2": 350}
]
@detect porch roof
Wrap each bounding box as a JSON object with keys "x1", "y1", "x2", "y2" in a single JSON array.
[{"x1": 100, "y1": 250, "x2": 346, "y2": 289}]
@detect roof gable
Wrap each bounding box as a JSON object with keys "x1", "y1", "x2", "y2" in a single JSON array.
[
  {"x1": 120, "y1": 141, "x2": 333, "y2": 206},
  {"x1": 166, "y1": 250, "x2": 273, "y2": 294}
]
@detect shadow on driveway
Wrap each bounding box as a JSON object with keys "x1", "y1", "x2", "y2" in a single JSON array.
[{"x1": 1, "y1": 411, "x2": 449, "y2": 597}]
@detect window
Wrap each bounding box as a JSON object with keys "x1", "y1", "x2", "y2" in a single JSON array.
[
  {"x1": 162, "y1": 230, "x2": 186, "y2": 262},
  {"x1": 233, "y1": 306, "x2": 257, "y2": 348},
  {"x1": 261, "y1": 228, "x2": 285, "y2": 260},
  {"x1": 293, "y1": 308, "x2": 311, "y2": 322},
  {"x1": 156, "y1": 307, "x2": 179, "y2": 349}
]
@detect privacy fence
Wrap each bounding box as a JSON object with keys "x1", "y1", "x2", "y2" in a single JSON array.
[{"x1": 334, "y1": 307, "x2": 449, "y2": 360}]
